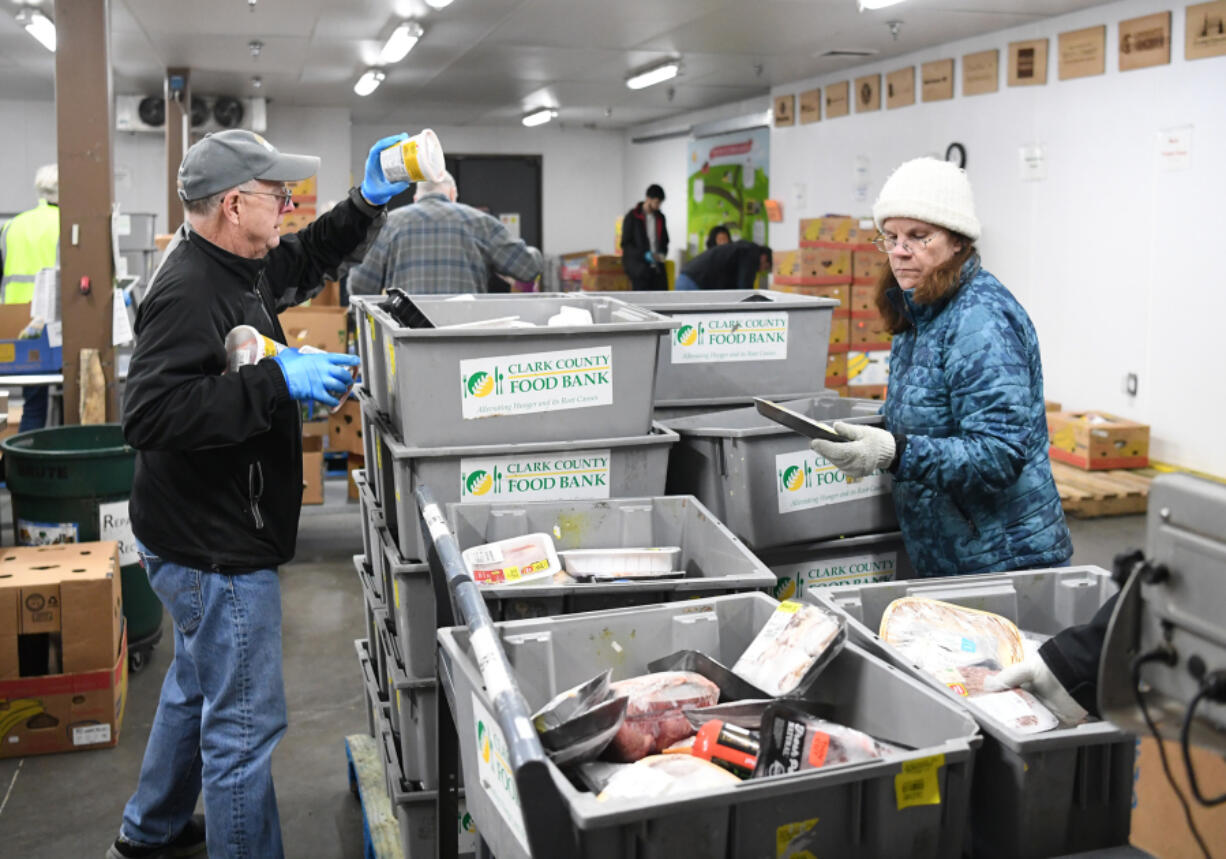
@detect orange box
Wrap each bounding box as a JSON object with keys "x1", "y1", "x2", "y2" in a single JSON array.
[
  {"x1": 1047, "y1": 411, "x2": 1149, "y2": 470},
  {"x1": 852, "y1": 249, "x2": 888, "y2": 282},
  {"x1": 581, "y1": 271, "x2": 631, "y2": 291},
  {"x1": 851, "y1": 285, "x2": 880, "y2": 317},
  {"x1": 302, "y1": 435, "x2": 324, "y2": 505},
  {"x1": 848, "y1": 384, "x2": 887, "y2": 400},
  {"x1": 587, "y1": 254, "x2": 624, "y2": 273},
  {"x1": 1045, "y1": 400, "x2": 1062, "y2": 412},
  {"x1": 772, "y1": 249, "x2": 801, "y2": 278},
  {"x1": 851, "y1": 317, "x2": 893, "y2": 350},
  {"x1": 348, "y1": 454, "x2": 365, "y2": 501},
  {"x1": 829, "y1": 385, "x2": 850, "y2": 397},
  {"x1": 826, "y1": 353, "x2": 848, "y2": 386},
  {"x1": 328, "y1": 398, "x2": 364, "y2": 456},
  {"x1": 800, "y1": 216, "x2": 877, "y2": 248},
  {"x1": 828, "y1": 317, "x2": 849, "y2": 354},
  {"x1": 800, "y1": 245, "x2": 853, "y2": 278},
  {"x1": 279, "y1": 305, "x2": 348, "y2": 354}
]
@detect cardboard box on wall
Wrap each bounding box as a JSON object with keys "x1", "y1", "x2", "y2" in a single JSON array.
[
  {"x1": 852, "y1": 250, "x2": 888, "y2": 282},
  {"x1": 851, "y1": 317, "x2": 893, "y2": 350},
  {"x1": 829, "y1": 316, "x2": 849, "y2": 354},
  {"x1": 1047, "y1": 411, "x2": 1149, "y2": 470},
  {"x1": 0, "y1": 542, "x2": 127, "y2": 758},
  {"x1": 302, "y1": 435, "x2": 324, "y2": 505},
  {"x1": 772, "y1": 249, "x2": 801, "y2": 278},
  {"x1": 826, "y1": 353, "x2": 848, "y2": 387},
  {"x1": 328, "y1": 398, "x2": 363, "y2": 456},
  {"x1": 847, "y1": 350, "x2": 890, "y2": 386},
  {"x1": 773, "y1": 283, "x2": 850, "y2": 315},
  {"x1": 348, "y1": 454, "x2": 365, "y2": 501},
  {"x1": 580, "y1": 272, "x2": 631, "y2": 291},
  {"x1": 848, "y1": 384, "x2": 886, "y2": 400},
  {"x1": 800, "y1": 246, "x2": 852, "y2": 278},
  {"x1": 1131, "y1": 736, "x2": 1226, "y2": 859},
  {"x1": 851, "y1": 285, "x2": 880, "y2": 317},
  {"x1": 279, "y1": 306, "x2": 348, "y2": 354}
]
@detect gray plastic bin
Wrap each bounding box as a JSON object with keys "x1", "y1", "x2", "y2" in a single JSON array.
[
  {"x1": 758, "y1": 530, "x2": 915, "y2": 601},
  {"x1": 806, "y1": 566, "x2": 1132, "y2": 859},
  {"x1": 436, "y1": 591, "x2": 980, "y2": 859},
  {"x1": 356, "y1": 391, "x2": 383, "y2": 504},
  {"x1": 383, "y1": 493, "x2": 777, "y2": 679},
  {"x1": 651, "y1": 389, "x2": 827, "y2": 422},
  {"x1": 616, "y1": 290, "x2": 838, "y2": 405},
  {"x1": 662, "y1": 393, "x2": 896, "y2": 549},
  {"x1": 368, "y1": 293, "x2": 678, "y2": 446},
  {"x1": 351, "y1": 297, "x2": 390, "y2": 421},
  {"x1": 372, "y1": 408, "x2": 678, "y2": 561},
  {"x1": 354, "y1": 554, "x2": 383, "y2": 671},
  {"x1": 354, "y1": 470, "x2": 384, "y2": 584},
  {"x1": 380, "y1": 621, "x2": 441, "y2": 789}
]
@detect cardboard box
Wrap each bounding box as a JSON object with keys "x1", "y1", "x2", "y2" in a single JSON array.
[
  {"x1": 0, "y1": 302, "x2": 62, "y2": 374},
  {"x1": 580, "y1": 271, "x2": 630, "y2": 291},
  {"x1": 800, "y1": 217, "x2": 877, "y2": 247},
  {"x1": 288, "y1": 176, "x2": 317, "y2": 203},
  {"x1": 772, "y1": 283, "x2": 850, "y2": 315},
  {"x1": 348, "y1": 454, "x2": 365, "y2": 501},
  {"x1": 772, "y1": 249, "x2": 801, "y2": 278},
  {"x1": 852, "y1": 249, "x2": 888, "y2": 283},
  {"x1": 587, "y1": 254, "x2": 624, "y2": 273},
  {"x1": 0, "y1": 542, "x2": 127, "y2": 758},
  {"x1": 829, "y1": 385, "x2": 849, "y2": 398},
  {"x1": 279, "y1": 207, "x2": 316, "y2": 236},
  {"x1": 851, "y1": 317, "x2": 893, "y2": 350},
  {"x1": 848, "y1": 384, "x2": 887, "y2": 400},
  {"x1": 328, "y1": 398, "x2": 363, "y2": 456},
  {"x1": 825, "y1": 353, "x2": 847, "y2": 387},
  {"x1": 1131, "y1": 736, "x2": 1226, "y2": 859},
  {"x1": 1047, "y1": 411, "x2": 1150, "y2": 470},
  {"x1": 303, "y1": 418, "x2": 329, "y2": 447},
  {"x1": 799, "y1": 246, "x2": 852, "y2": 278},
  {"x1": 278, "y1": 305, "x2": 348, "y2": 354},
  {"x1": 313, "y1": 279, "x2": 341, "y2": 307},
  {"x1": 302, "y1": 435, "x2": 324, "y2": 505},
  {"x1": 851, "y1": 285, "x2": 879, "y2": 317},
  {"x1": 1045, "y1": 400, "x2": 1062, "y2": 412},
  {"x1": 847, "y1": 350, "x2": 891, "y2": 386},
  {"x1": 829, "y1": 316, "x2": 849, "y2": 354}
]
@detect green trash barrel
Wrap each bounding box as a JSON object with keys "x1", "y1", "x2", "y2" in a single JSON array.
[{"x1": 2, "y1": 424, "x2": 163, "y2": 670}]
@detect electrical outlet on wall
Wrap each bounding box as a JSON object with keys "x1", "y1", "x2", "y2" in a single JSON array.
[{"x1": 1123, "y1": 372, "x2": 1139, "y2": 397}]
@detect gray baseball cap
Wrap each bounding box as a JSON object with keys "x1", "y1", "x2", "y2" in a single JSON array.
[{"x1": 177, "y1": 129, "x2": 320, "y2": 201}]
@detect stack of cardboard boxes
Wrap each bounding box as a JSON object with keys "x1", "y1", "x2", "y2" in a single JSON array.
[
  {"x1": 773, "y1": 216, "x2": 891, "y2": 399},
  {"x1": 280, "y1": 176, "x2": 317, "y2": 236},
  {"x1": 581, "y1": 254, "x2": 630, "y2": 291}
]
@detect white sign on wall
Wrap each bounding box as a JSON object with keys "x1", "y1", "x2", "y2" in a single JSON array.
[{"x1": 1156, "y1": 126, "x2": 1192, "y2": 171}]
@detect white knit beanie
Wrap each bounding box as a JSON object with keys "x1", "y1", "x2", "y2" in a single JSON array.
[{"x1": 872, "y1": 157, "x2": 980, "y2": 241}]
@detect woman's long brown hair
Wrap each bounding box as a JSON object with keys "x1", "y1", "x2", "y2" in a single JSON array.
[{"x1": 874, "y1": 236, "x2": 976, "y2": 334}]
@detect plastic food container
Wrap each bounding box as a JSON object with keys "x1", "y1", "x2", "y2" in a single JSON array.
[
  {"x1": 379, "y1": 129, "x2": 446, "y2": 183},
  {"x1": 462, "y1": 533, "x2": 560, "y2": 586},
  {"x1": 558, "y1": 547, "x2": 681, "y2": 580}
]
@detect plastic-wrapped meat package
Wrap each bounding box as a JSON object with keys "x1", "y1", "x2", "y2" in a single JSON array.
[
  {"x1": 878, "y1": 597, "x2": 1026, "y2": 674},
  {"x1": 606, "y1": 672, "x2": 720, "y2": 762},
  {"x1": 597, "y1": 755, "x2": 741, "y2": 801},
  {"x1": 967, "y1": 689, "x2": 1059, "y2": 734},
  {"x1": 731, "y1": 601, "x2": 845, "y2": 697},
  {"x1": 754, "y1": 704, "x2": 899, "y2": 778}
]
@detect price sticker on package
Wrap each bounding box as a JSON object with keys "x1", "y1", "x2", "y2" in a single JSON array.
[{"x1": 895, "y1": 754, "x2": 944, "y2": 809}]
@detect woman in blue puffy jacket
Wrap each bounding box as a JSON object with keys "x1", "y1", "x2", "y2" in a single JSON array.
[{"x1": 809, "y1": 157, "x2": 1072, "y2": 576}]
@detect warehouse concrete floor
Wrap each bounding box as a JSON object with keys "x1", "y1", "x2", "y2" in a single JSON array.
[{"x1": 0, "y1": 475, "x2": 1149, "y2": 858}]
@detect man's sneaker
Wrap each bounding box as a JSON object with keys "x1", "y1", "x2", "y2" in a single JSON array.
[{"x1": 106, "y1": 815, "x2": 207, "y2": 859}]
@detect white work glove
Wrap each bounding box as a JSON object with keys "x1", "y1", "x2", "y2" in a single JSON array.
[
  {"x1": 808, "y1": 421, "x2": 896, "y2": 479},
  {"x1": 986, "y1": 654, "x2": 1088, "y2": 724}
]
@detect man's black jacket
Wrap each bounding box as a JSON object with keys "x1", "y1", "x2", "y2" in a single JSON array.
[
  {"x1": 681, "y1": 240, "x2": 767, "y2": 290},
  {"x1": 122, "y1": 188, "x2": 380, "y2": 573},
  {"x1": 620, "y1": 202, "x2": 668, "y2": 280}
]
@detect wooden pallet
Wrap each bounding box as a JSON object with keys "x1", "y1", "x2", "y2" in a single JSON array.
[
  {"x1": 345, "y1": 734, "x2": 403, "y2": 859},
  {"x1": 1051, "y1": 461, "x2": 1153, "y2": 518}
]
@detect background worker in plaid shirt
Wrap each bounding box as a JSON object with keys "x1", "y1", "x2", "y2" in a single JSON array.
[{"x1": 347, "y1": 171, "x2": 543, "y2": 295}]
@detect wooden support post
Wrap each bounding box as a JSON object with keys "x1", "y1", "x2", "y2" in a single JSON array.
[
  {"x1": 165, "y1": 68, "x2": 190, "y2": 233},
  {"x1": 56, "y1": 0, "x2": 116, "y2": 425}
]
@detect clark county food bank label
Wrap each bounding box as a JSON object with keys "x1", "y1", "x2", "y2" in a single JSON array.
[
  {"x1": 460, "y1": 346, "x2": 612, "y2": 419},
  {"x1": 472, "y1": 694, "x2": 530, "y2": 853},
  {"x1": 670, "y1": 312, "x2": 789, "y2": 364},
  {"x1": 460, "y1": 449, "x2": 611, "y2": 501},
  {"x1": 775, "y1": 448, "x2": 892, "y2": 515},
  {"x1": 772, "y1": 550, "x2": 898, "y2": 601}
]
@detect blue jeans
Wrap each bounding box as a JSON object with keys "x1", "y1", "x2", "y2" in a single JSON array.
[
  {"x1": 120, "y1": 542, "x2": 287, "y2": 859},
  {"x1": 675, "y1": 272, "x2": 701, "y2": 291}
]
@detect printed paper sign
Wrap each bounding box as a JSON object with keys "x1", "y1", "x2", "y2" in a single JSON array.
[
  {"x1": 460, "y1": 346, "x2": 613, "y2": 420},
  {"x1": 772, "y1": 550, "x2": 898, "y2": 600},
  {"x1": 472, "y1": 694, "x2": 530, "y2": 853},
  {"x1": 775, "y1": 448, "x2": 892, "y2": 515},
  {"x1": 460, "y1": 449, "x2": 612, "y2": 501},
  {"x1": 99, "y1": 500, "x2": 139, "y2": 566},
  {"x1": 670, "y1": 312, "x2": 788, "y2": 364}
]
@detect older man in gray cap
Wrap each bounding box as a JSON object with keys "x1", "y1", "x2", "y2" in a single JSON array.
[{"x1": 109, "y1": 129, "x2": 411, "y2": 859}]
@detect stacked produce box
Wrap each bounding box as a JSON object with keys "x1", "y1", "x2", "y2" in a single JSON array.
[{"x1": 773, "y1": 215, "x2": 891, "y2": 399}]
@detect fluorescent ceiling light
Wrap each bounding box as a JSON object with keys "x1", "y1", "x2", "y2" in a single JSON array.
[
  {"x1": 16, "y1": 7, "x2": 56, "y2": 52},
  {"x1": 858, "y1": 0, "x2": 905, "y2": 9},
  {"x1": 626, "y1": 59, "x2": 680, "y2": 91},
  {"x1": 378, "y1": 21, "x2": 424, "y2": 65},
  {"x1": 354, "y1": 69, "x2": 386, "y2": 97},
  {"x1": 424, "y1": 0, "x2": 455, "y2": 8},
  {"x1": 521, "y1": 107, "x2": 557, "y2": 127}
]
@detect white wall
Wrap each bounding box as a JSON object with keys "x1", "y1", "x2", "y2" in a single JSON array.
[
  {"x1": 762, "y1": 0, "x2": 1223, "y2": 475},
  {"x1": 351, "y1": 123, "x2": 625, "y2": 256},
  {"x1": 0, "y1": 99, "x2": 59, "y2": 216},
  {"x1": 266, "y1": 105, "x2": 352, "y2": 212}
]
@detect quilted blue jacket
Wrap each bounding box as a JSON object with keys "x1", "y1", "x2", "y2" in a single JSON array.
[{"x1": 883, "y1": 255, "x2": 1072, "y2": 576}]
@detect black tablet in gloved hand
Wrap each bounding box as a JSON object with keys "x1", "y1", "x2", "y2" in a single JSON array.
[{"x1": 753, "y1": 398, "x2": 850, "y2": 443}]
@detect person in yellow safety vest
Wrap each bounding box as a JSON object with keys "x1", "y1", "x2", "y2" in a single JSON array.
[{"x1": 0, "y1": 164, "x2": 59, "y2": 431}]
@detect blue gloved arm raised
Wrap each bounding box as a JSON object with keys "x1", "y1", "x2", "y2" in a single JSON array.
[
  {"x1": 360, "y1": 133, "x2": 412, "y2": 206},
  {"x1": 270, "y1": 349, "x2": 360, "y2": 408}
]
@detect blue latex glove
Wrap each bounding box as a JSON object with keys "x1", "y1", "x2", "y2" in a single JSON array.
[
  {"x1": 644, "y1": 251, "x2": 655, "y2": 264},
  {"x1": 271, "y1": 349, "x2": 360, "y2": 407},
  {"x1": 361, "y1": 133, "x2": 412, "y2": 206}
]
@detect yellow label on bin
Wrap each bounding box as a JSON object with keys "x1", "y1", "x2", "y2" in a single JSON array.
[
  {"x1": 776, "y1": 817, "x2": 819, "y2": 858},
  {"x1": 0, "y1": 344, "x2": 15, "y2": 363},
  {"x1": 386, "y1": 339, "x2": 396, "y2": 377},
  {"x1": 895, "y1": 754, "x2": 944, "y2": 809},
  {"x1": 778, "y1": 600, "x2": 802, "y2": 614},
  {"x1": 394, "y1": 581, "x2": 400, "y2": 609}
]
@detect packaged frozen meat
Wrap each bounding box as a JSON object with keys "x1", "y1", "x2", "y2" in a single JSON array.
[
  {"x1": 731, "y1": 600, "x2": 846, "y2": 697},
  {"x1": 597, "y1": 754, "x2": 740, "y2": 801},
  {"x1": 647, "y1": 650, "x2": 769, "y2": 701},
  {"x1": 683, "y1": 700, "x2": 775, "y2": 733},
  {"x1": 461, "y1": 532, "x2": 560, "y2": 586},
  {"x1": 532, "y1": 670, "x2": 612, "y2": 733},
  {"x1": 754, "y1": 703, "x2": 899, "y2": 778},
  {"x1": 966, "y1": 689, "x2": 1060, "y2": 734},
  {"x1": 538, "y1": 696, "x2": 628, "y2": 766},
  {"x1": 606, "y1": 672, "x2": 720, "y2": 762},
  {"x1": 878, "y1": 597, "x2": 1026, "y2": 674}
]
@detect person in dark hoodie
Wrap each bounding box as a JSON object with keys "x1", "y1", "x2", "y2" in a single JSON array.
[
  {"x1": 109, "y1": 129, "x2": 409, "y2": 859},
  {"x1": 621, "y1": 183, "x2": 669, "y2": 291},
  {"x1": 676, "y1": 239, "x2": 771, "y2": 291}
]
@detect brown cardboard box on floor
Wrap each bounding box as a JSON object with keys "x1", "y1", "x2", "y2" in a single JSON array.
[
  {"x1": 851, "y1": 317, "x2": 893, "y2": 350},
  {"x1": 772, "y1": 249, "x2": 801, "y2": 279},
  {"x1": 1131, "y1": 736, "x2": 1226, "y2": 858},
  {"x1": 587, "y1": 253, "x2": 624, "y2": 273},
  {"x1": 278, "y1": 306, "x2": 348, "y2": 354},
  {"x1": 302, "y1": 435, "x2": 324, "y2": 505},
  {"x1": 0, "y1": 542, "x2": 127, "y2": 758},
  {"x1": 1047, "y1": 411, "x2": 1149, "y2": 470},
  {"x1": 580, "y1": 271, "x2": 631, "y2": 291},
  {"x1": 826, "y1": 353, "x2": 848, "y2": 387},
  {"x1": 847, "y1": 384, "x2": 886, "y2": 400},
  {"x1": 799, "y1": 245, "x2": 853, "y2": 278},
  {"x1": 1045, "y1": 400, "x2": 1062, "y2": 412},
  {"x1": 851, "y1": 285, "x2": 880, "y2": 317},
  {"x1": 348, "y1": 454, "x2": 365, "y2": 501},
  {"x1": 772, "y1": 283, "x2": 851, "y2": 313},
  {"x1": 828, "y1": 316, "x2": 850, "y2": 354},
  {"x1": 328, "y1": 398, "x2": 363, "y2": 456},
  {"x1": 852, "y1": 249, "x2": 888, "y2": 282},
  {"x1": 313, "y1": 279, "x2": 341, "y2": 307}
]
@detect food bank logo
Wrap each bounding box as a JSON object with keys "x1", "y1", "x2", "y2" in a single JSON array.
[
  {"x1": 477, "y1": 721, "x2": 491, "y2": 763},
  {"x1": 782, "y1": 465, "x2": 804, "y2": 491},
  {"x1": 676, "y1": 325, "x2": 698, "y2": 347},
  {"x1": 465, "y1": 370, "x2": 496, "y2": 398},
  {"x1": 464, "y1": 469, "x2": 494, "y2": 496}
]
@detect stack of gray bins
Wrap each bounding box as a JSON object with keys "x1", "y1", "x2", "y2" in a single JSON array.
[
  {"x1": 348, "y1": 291, "x2": 690, "y2": 857},
  {"x1": 115, "y1": 212, "x2": 159, "y2": 289}
]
